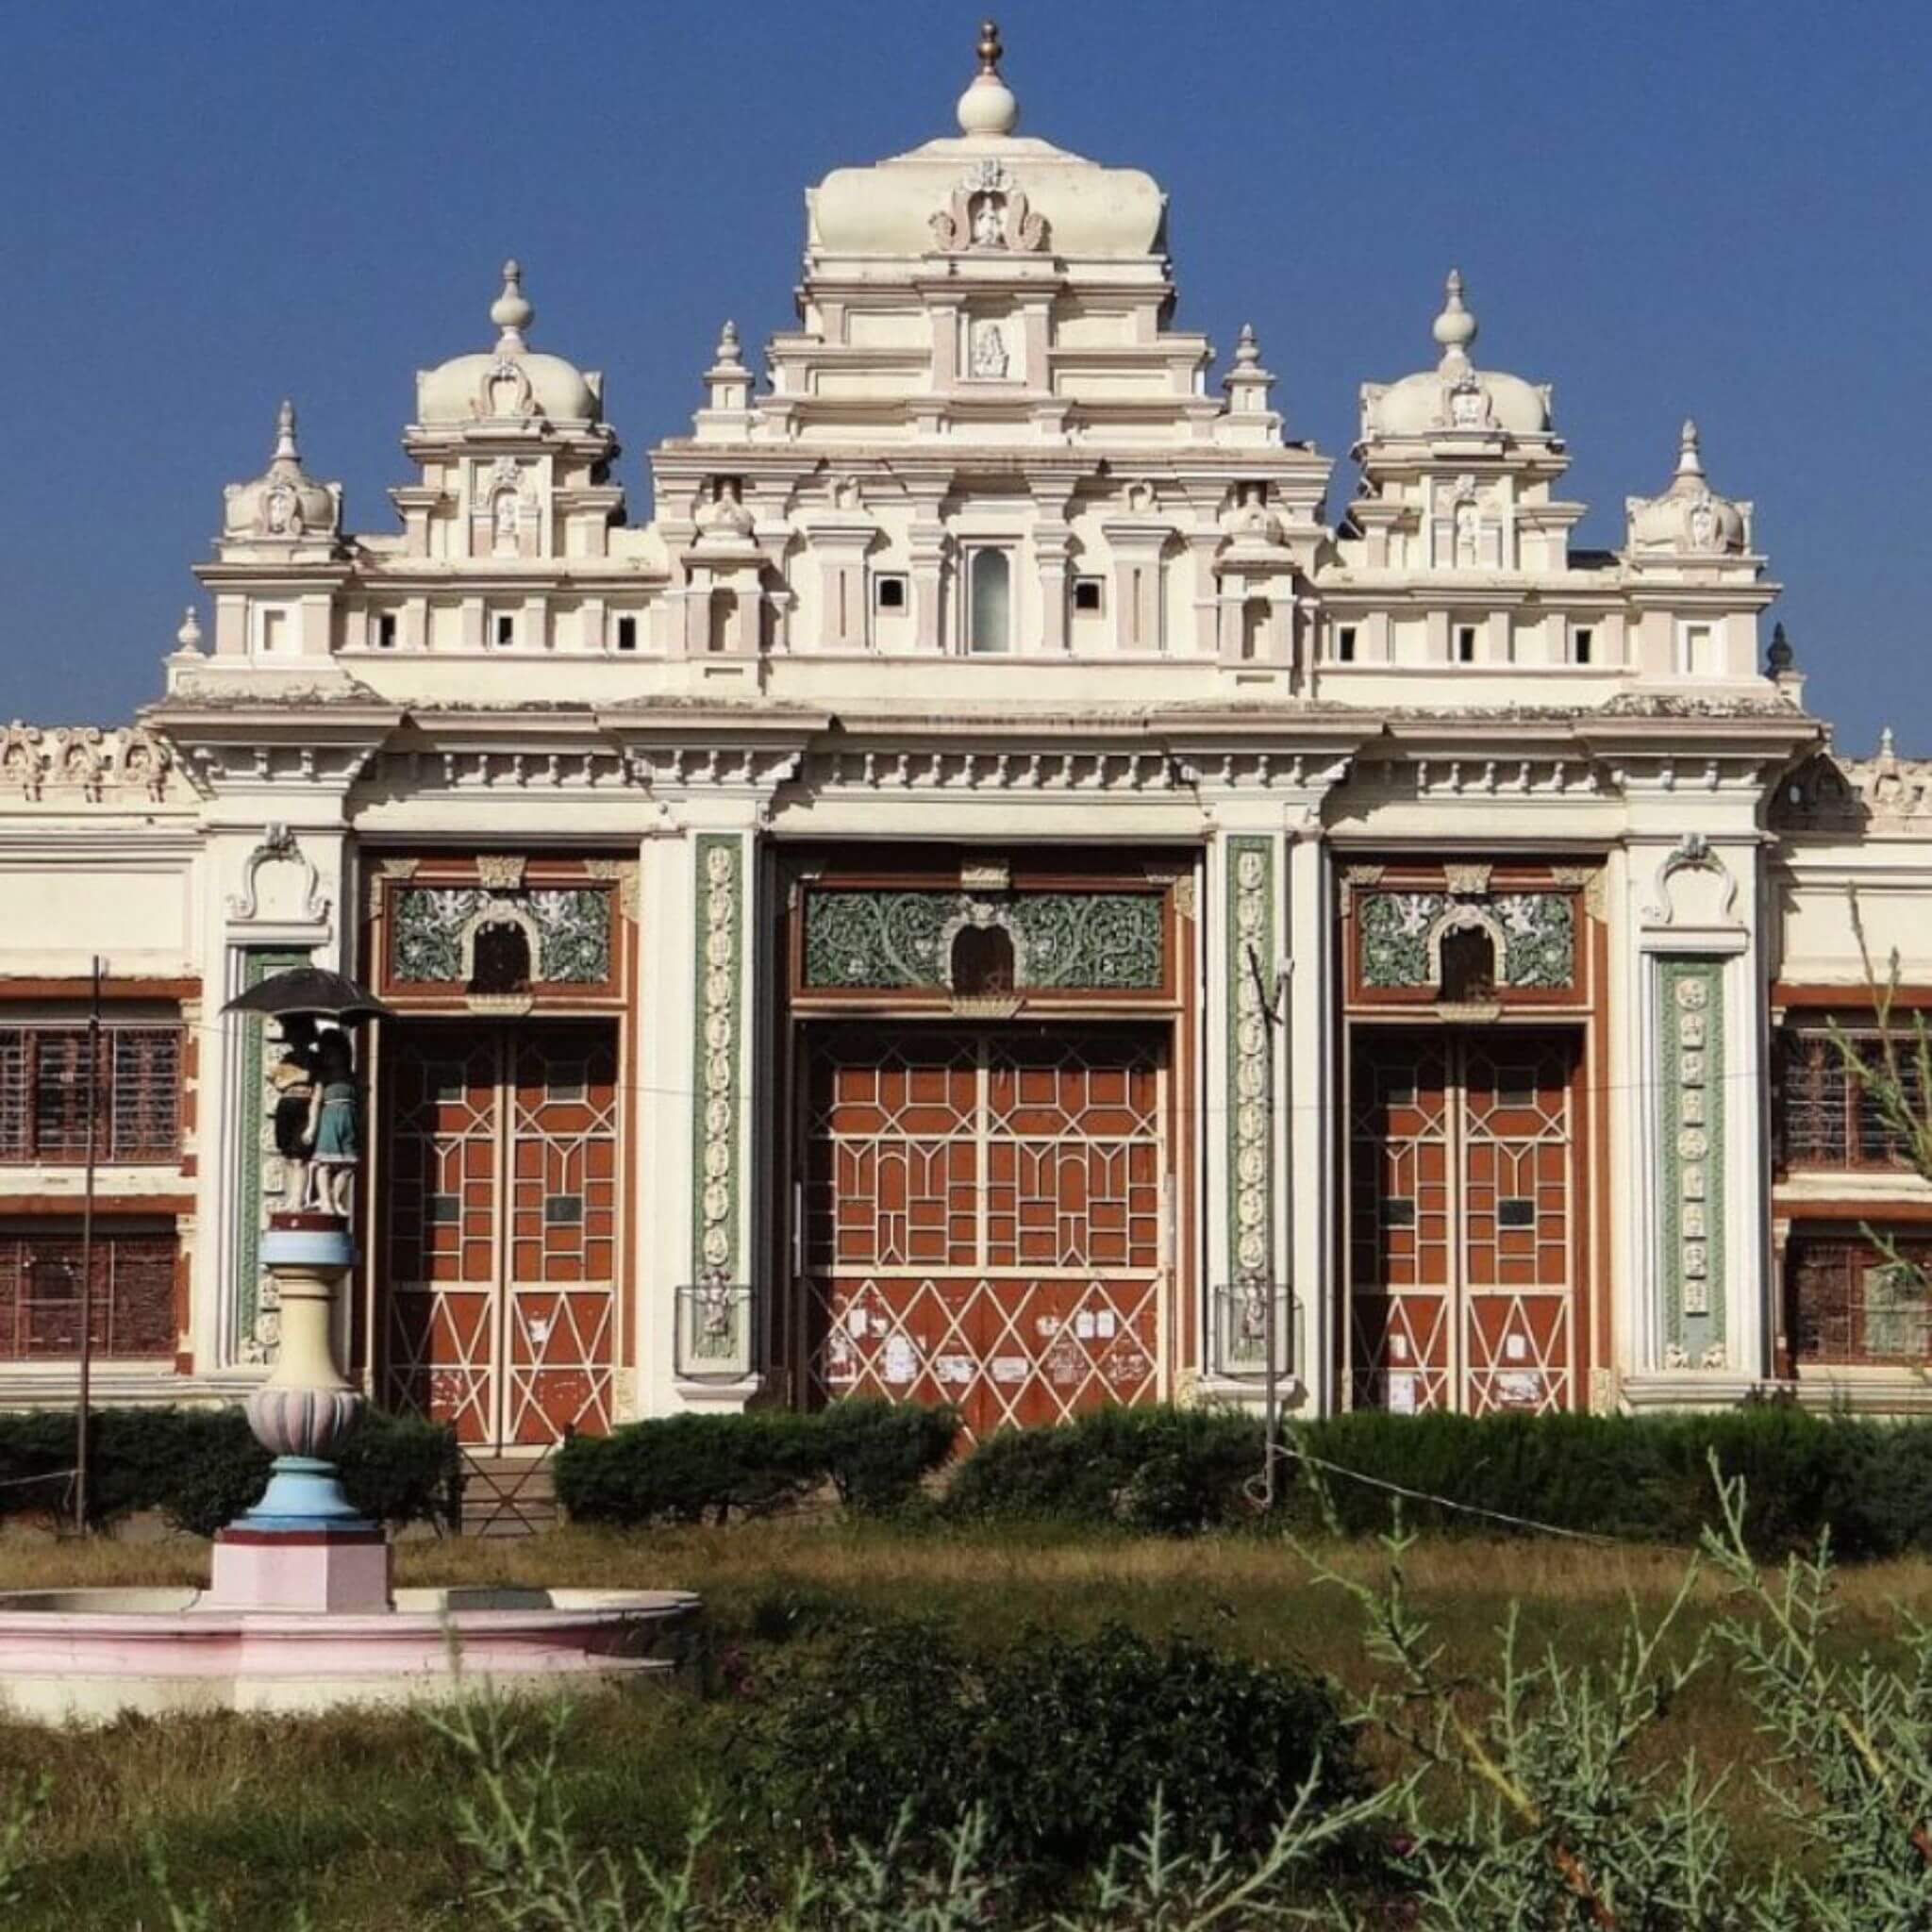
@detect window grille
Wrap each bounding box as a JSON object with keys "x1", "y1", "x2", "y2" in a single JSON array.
[
  {"x1": 1790, "y1": 1236, "x2": 1932, "y2": 1366},
  {"x1": 0, "y1": 1229, "x2": 176, "y2": 1359},
  {"x1": 0, "y1": 1025, "x2": 182, "y2": 1164},
  {"x1": 1778, "y1": 1027, "x2": 1924, "y2": 1170}
]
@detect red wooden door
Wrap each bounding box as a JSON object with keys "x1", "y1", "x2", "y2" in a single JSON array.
[
  {"x1": 384, "y1": 1023, "x2": 618, "y2": 1446},
  {"x1": 1349, "y1": 1029, "x2": 1580, "y2": 1414},
  {"x1": 800, "y1": 1026, "x2": 1168, "y2": 1439}
]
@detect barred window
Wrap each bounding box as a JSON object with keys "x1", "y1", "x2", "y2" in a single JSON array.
[
  {"x1": 1790, "y1": 1236, "x2": 1932, "y2": 1366},
  {"x1": 1779, "y1": 1027, "x2": 1924, "y2": 1170},
  {"x1": 0, "y1": 1025, "x2": 182, "y2": 1164},
  {"x1": 0, "y1": 1228, "x2": 177, "y2": 1359}
]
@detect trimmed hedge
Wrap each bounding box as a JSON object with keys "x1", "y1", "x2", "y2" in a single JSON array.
[
  {"x1": 939, "y1": 1403, "x2": 1932, "y2": 1558},
  {"x1": 0, "y1": 1406, "x2": 460, "y2": 1536},
  {"x1": 554, "y1": 1399, "x2": 958, "y2": 1526},
  {"x1": 943, "y1": 1403, "x2": 1265, "y2": 1533}
]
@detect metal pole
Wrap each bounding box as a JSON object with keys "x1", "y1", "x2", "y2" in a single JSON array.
[{"x1": 75, "y1": 955, "x2": 101, "y2": 1535}]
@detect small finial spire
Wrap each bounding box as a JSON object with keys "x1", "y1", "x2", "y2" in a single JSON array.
[
  {"x1": 175, "y1": 605, "x2": 204, "y2": 654},
  {"x1": 1766, "y1": 620, "x2": 1794, "y2": 675},
  {"x1": 273, "y1": 398, "x2": 299, "y2": 463},
  {"x1": 1234, "y1": 322, "x2": 1260, "y2": 367},
  {"x1": 1881, "y1": 724, "x2": 1898, "y2": 758},
  {"x1": 1676, "y1": 417, "x2": 1705, "y2": 480},
  {"x1": 958, "y1": 18, "x2": 1019, "y2": 135},
  {"x1": 491, "y1": 258, "x2": 534, "y2": 348},
  {"x1": 714, "y1": 319, "x2": 743, "y2": 367},
  {"x1": 1432, "y1": 268, "x2": 1477, "y2": 360}
]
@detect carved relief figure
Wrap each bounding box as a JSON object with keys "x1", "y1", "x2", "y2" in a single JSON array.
[
  {"x1": 970, "y1": 320, "x2": 1010, "y2": 379},
  {"x1": 1454, "y1": 497, "x2": 1480, "y2": 567},
  {"x1": 971, "y1": 193, "x2": 1006, "y2": 246},
  {"x1": 491, "y1": 486, "x2": 520, "y2": 556}
]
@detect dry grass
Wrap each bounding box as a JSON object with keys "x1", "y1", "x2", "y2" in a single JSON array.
[{"x1": 2, "y1": 1519, "x2": 1930, "y2": 1927}]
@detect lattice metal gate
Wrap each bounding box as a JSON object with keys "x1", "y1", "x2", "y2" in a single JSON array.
[
  {"x1": 382, "y1": 1022, "x2": 618, "y2": 1447},
  {"x1": 1348, "y1": 1028, "x2": 1582, "y2": 1414},
  {"x1": 798, "y1": 1025, "x2": 1169, "y2": 1438}
]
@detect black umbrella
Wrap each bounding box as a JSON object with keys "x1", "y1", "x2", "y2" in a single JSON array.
[{"x1": 222, "y1": 967, "x2": 394, "y2": 1024}]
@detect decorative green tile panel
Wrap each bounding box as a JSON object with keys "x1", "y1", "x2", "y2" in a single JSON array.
[
  {"x1": 390, "y1": 886, "x2": 609, "y2": 984},
  {"x1": 691, "y1": 836, "x2": 745, "y2": 1359},
  {"x1": 1357, "y1": 889, "x2": 1574, "y2": 990},
  {"x1": 802, "y1": 889, "x2": 1162, "y2": 991},
  {"x1": 1657, "y1": 957, "x2": 1725, "y2": 1364},
  {"x1": 1225, "y1": 838, "x2": 1275, "y2": 1337},
  {"x1": 231, "y1": 945, "x2": 309, "y2": 1362}
]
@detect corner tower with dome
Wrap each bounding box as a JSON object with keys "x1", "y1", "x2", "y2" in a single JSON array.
[{"x1": 0, "y1": 25, "x2": 1923, "y2": 1449}]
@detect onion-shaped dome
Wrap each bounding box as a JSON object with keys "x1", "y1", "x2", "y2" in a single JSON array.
[
  {"x1": 222, "y1": 401, "x2": 340, "y2": 540},
  {"x1": 1624, "y1": 420, "x2": 1749, "y2": 557},
  {"x1": 1361, "y1": 272, "x2": 1552, "y2": 441},
  {"x1": 415, "y1": 261, "x2": 601, "y2": 426}
]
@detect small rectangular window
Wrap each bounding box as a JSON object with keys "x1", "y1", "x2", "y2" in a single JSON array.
[
  {"x1": 1072, "y1": 576, "x2": 1104, "y2": 614},
  {"x1": 1381, "y1": 1197, "x2": 1417, "y2": 1230},
  {"x1": 427, "y1": 1194, "x2": 461, "y2": 1225},
  {"x1": 874, "y1": 575, "x2": 908, "y2": 612},
  {"x1": 375, "y1": 612, "x2": 399, "y2": 650},
  {"x1": 1336, "y1": 625, "x2": 1357, "y2": 663},
  {"x1": 614, "y1": 614, "x2": 639, "y2": 652},
  {"x1": 543, "y1": 1194, "x2": 585, "y2": 1227},
  {"x1": 1498, "y1": 1197, "x2": 1537, "y2": 1229},
  {"x1": 493, "y1": 613, "x2": 516, "y2": 648},
  {"x1": 1685, "y1": 624, "x2": 1716, "y2": 675},
  {"x1": 1457, "y1": 625, "x2": 1478, "y2": 664},
  {"x1": 258, "y1": 608, "x2": 286, "y2": 656},
  {"x1": 1572, "y1": 625, "x2": 1593, "y2": 666}
]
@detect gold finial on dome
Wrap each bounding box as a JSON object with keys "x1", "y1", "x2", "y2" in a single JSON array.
[
  {"x1": 490, "y1": 258, "x2": 534, "y2": 349},
  {"x1": 958, "y1": 18, "x2": 1018, "y2": 136}
]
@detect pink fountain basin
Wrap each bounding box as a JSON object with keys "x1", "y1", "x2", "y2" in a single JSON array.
[{"x1": 0, "y1": 1586, "x2": 702, "y2": 1722}]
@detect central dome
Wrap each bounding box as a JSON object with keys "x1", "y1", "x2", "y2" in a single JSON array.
[{"x1": 415, "y1": 262, "x2": 602, "y2": 428}]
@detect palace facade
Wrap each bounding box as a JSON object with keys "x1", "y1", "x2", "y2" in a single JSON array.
[{"x1": 4, "y1": 29, "x2": 1929, "y2": 1447}]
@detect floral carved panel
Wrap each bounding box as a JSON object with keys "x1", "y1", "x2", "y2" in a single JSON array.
[{"x1": 802, "y1": 890, "x2": 1163, "y2": 991}]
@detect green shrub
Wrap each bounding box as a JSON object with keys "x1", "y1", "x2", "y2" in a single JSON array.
[
  {"x1": 945, "y1": 1406, "x2": 1264, "y2": 1532},
  {"x1": 745, "y1": 1614, "x2": 1364, "y2": 1887},
  {"x1": 554, "y1": 1401, "x2": 958, "y2": 1527},
  {"x1": 1278, "y1": 1407, "x2": 1932, "y2": 1559},
  {"x1": 0, "y1": 1405, "x2": 458, "y2": 1535}
]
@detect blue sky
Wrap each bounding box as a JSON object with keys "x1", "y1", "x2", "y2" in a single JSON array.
[{"x1": 4, "y1": 0, "x2": 1926, "y2": 749}]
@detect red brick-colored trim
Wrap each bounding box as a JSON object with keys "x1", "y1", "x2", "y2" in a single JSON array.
[
  {"x1": 1774, "y1": 983, "x2": 1932, "y2": 1011},
  {"x1": 1775, "y1": 1196, "x2": 1932, "y2": 1224},
  {"x1": 0, "y1": 1194, "x2": 194, "y2": 1218},
  {"x1": 0, "y1": 977, "x2": 198, "y2": 1002}
]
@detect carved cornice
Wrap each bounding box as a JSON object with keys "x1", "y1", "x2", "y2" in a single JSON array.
[{"x1": 0, "y1": 723, "x2": 179, "y2": 806}]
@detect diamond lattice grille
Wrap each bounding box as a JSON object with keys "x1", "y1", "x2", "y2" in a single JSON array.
[{"x1": 802, "y1": 1026, "x2": 1167, "y2": 1438}]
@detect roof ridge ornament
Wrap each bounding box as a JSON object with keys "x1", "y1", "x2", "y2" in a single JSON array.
[
  {"x1": 1433, "y1": 268, "x2": 1479, "y2": 367},
  {"x1": 958, "y1": 18, "x2": 1019, "y2": 137},
  {"x1": 490, "y1": 258, "x2": 534, "y2": 352},
  {"x1": 1673, "y1": 417, "x2": 1707, "y2": 490},
  {"x1": 272, "y1": 398, "x2": 300, "y2": 466}
]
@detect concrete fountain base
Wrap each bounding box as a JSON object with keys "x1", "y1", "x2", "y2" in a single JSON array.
[{"x1": 0, "y1": 1583, "x2": 701, "y2": 1722}]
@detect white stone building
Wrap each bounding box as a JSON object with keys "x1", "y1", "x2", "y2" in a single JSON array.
[{"x1": 3, "y1": 27, "x2": 1927, "y2": 1447}]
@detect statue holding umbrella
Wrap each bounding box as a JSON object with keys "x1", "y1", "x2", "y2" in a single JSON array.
[{"x1": 223, "y1": 968, "x2": 391, "y2": 1222}]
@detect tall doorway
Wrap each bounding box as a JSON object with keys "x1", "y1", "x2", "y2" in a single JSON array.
[
  {"x1": 381, "y1": 1020, "x2": 619, "y2": 1448},
  {"x1": 797, "y1": 1024, "x2": 1170, "y2": 1439},
  {"x1": 1348, "y1": 1027, "x2": 1584, "y2": 1414}
]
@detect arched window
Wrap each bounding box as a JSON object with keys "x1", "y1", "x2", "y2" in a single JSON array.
[
  {"x1": 470, "y1": 922, "x2": 533, "y2": 997},
  {"x1": 1241, "y1": 597, "x2": 1269, "y2": 662},
  {"x1": 951, "y1": 923, "x2": 1015, "y2": 995},
  {"x1": 968, "y1": 549, "x2": 1011, "y2": 656},
  {"x1": 708, "y1": 588, "x2": 737, "y2": 655},
  {"x1": 1439, "y1": 924, "x2": 1497, "y2": 1003}
]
